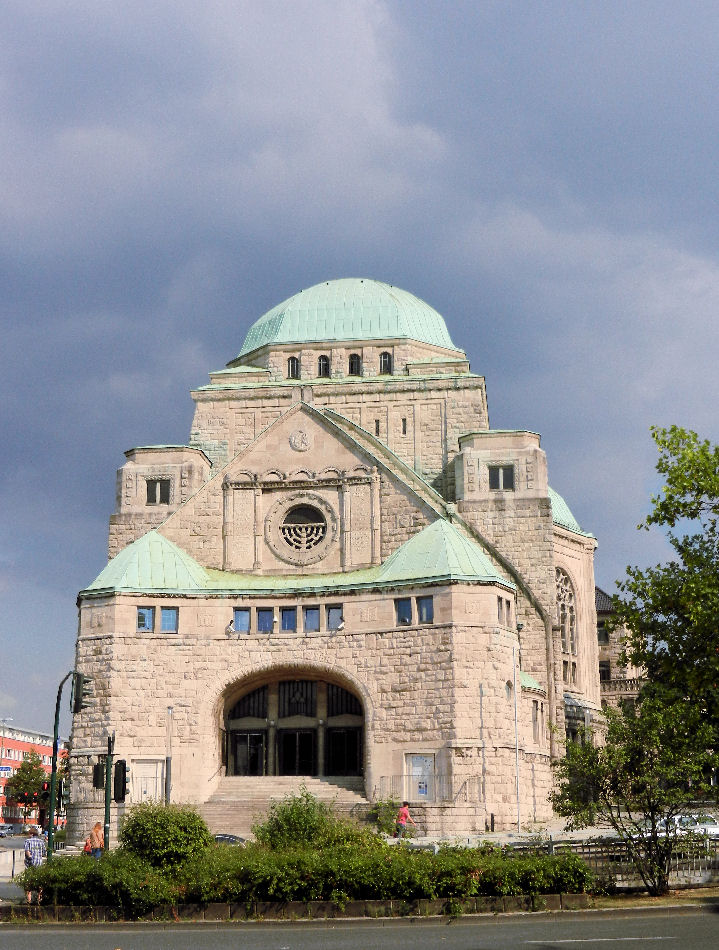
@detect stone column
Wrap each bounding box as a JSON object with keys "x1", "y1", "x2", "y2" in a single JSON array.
[
  {"x1": 267, "y1": 683, "x2": 279, "y2": 775},
  {"x1": 317, "y1": 683, "x2": 327, "y2": 777},
  {"x1": 339, "y1": 481, "x2": 350, "y2": 570},
  {"x1": 253, "y1": 488, "x2": 263, "y2": 571},
  {"x1": 370, "y1": 468, "x2": 381, "y2": 565}
]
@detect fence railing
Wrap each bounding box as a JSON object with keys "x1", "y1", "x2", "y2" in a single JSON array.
[
  {"x1": 374, "y1": 774, "x2": 481, "y2": 804},
  {"x1": 505, "y1": 834, "x2": 719, "y2": 888}
]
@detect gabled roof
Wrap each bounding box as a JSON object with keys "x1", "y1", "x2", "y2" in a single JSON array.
[
  {"x1": 548, "y1": 486, "x2": 594, "y2": 538},
  {"x1": 81, "y1": 519, "x2": 513, "y2": 598},
  {"x1": 85, "y1": 531, "x2": 209, "y2": 593},
  {"x1": 375, "y1": 518, "x2": 512, "y2": 587}
]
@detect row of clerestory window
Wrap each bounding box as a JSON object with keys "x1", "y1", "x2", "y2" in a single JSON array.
[
  {"x1": 287, "y1": 352, "x2": 393, "y2": 380},
  {"x1": 231, "y1": 604, "x2": 343, "y2": 634}
]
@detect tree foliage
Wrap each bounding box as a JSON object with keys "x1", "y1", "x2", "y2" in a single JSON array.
[
  {"x1": 551, "y1": 699, "x2": 719, "y2": 895},
  {"x1": 612, "y1": 426, "x2": 719, "y2": 736},
  {"x1": 4, "y1": 750, "x2": 46, "y2": 822}
]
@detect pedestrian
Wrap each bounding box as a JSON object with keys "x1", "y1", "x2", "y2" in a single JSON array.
[
  {"x1": 89, "y1": 821, "x2": 104, "y2": 859},
  {"x1": 394, "y1": 801, "x2": 417, "y2": 838},
  {"x1": 23, "y1": 827, "x2": 46, "y2": 903}
]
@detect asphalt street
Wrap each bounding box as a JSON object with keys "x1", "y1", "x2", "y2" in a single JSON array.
[{"x1": 0, "y1": 910, "x2": 718, "y2": 950}]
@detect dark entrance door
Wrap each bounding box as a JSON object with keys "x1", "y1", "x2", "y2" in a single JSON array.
[
  {"x1": 278, "y1": 729, "x2": 316, "y2": 775},
  {"x1": 232, "y1": 731, "x2": 266, "y2": 776},
  {"x1": 326, "y1": 727, "x2": 362, "y2": 776}
]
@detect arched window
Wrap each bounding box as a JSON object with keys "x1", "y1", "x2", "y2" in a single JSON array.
[
  {"x1": 556, "y1": 567, "x2": 577, "y2": 655},
  {"x1": 379, "y1": 351, "x2": 393, "y2": 375},
  {"x1": 287, "y1": 356, "x2": 300, "y2": 379},
  {"x1": 348, "y1": 353, "x2": 362, "y2": 376},
  {"x1": 317, "y1": 355, "x2": 330, "y2": 378}
]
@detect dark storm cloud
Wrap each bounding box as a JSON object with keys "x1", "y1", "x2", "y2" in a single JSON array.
[{"x1": 1, "y1": 0, "x2": 718, "y2": 729}]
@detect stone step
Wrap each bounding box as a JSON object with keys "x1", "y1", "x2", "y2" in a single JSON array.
[{"x1": 199, "y1": 775, "x2": 371, "y2": 837}]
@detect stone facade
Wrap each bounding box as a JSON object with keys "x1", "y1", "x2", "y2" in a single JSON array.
[{"x1": 68, "y1": 278, "x2": 601, "y2": 841}]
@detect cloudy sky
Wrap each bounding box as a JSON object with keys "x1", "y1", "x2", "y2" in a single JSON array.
[{"x1": 2, "y1": 1, "x2": 718, "y2": 734}]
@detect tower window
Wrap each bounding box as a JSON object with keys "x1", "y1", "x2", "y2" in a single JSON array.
[
  {"x1": 161, "y1": 607, "x2": 179, "y2": 633},
  {"x1": 599, "y1": 661, "x2": 611, "y2": 682},
  {"x1": 402, "y1": 417, "x2": 407, "y2": 435},
  {"x1": 379, "y1": 351, "x2": 393, "y2": 374},
  {"x1": 146, "y1": 479, "x2": 170, "y2": 505},
  {"x1": 375, "y1": 419, "x2": 380, "y2": 436},
  {"x1": 395, "y1": 598, "x2": 412, "y2": 625},
  {"x1": 137, "y1": 607, "x2": 154, "y2": 631},
  {"x1": 348, "y1": 353, "x2": 362, "y2": 376},
  {"x1": 488, "y1": 465, "x2": 514, "y2": 491},
  {"x1": 287, "y1": 356, "x2": 300, "y2": 379},
  {"x1": 317, "y1": 355, "x2": 330, "y2": 378}
]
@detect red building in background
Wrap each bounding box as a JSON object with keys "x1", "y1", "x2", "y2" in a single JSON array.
[{"x1": 0, "y1": 721, "x2": 67, "y2": 829}]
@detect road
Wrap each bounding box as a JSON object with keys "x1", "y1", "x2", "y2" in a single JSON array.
[{"x1": 0, "y1": 910, "x2": 717, "y2": 950}]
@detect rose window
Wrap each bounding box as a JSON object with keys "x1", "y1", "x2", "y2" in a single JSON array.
[{"x1": 280, "y1": 505, "x2": 327, "y2": 551}]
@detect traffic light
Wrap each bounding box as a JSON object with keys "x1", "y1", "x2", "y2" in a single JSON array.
[
  {"x1": 92, "y1": 762, "x2": 105, "y2": 789},
  {"x1": 71, "y1": 671, "x2": 94, "y2": 713},
  {"x1": 40, "y1": 781, "x2": 51, "y2": 803},
  {"x1": 113, "y1": 760, "x2": 129, "y2": 802}
]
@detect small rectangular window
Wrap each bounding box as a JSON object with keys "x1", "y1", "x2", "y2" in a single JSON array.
[
  {"x1": 497, "y1": 596, "x2": 504, "y2": 623},
  {"x1": 599, "y1": 660, "x2": 611, "y2": 682},
  {"x1": 146, "y1": 479, "x2": 170, "y2": 505},
  {"x1": 562, "y1": 660, "x2": 569, "y2": 683},
  {"x1": 488, "y1": 465, "x2": 515, "y2": 491},
  {"x1": 532, "y1": 700, "x2": 539, "y2": 743},
  {"x1": 395, "y1": 598, "x2": 412, "y2": 625},
  {"x1": 233, "y1": 608, "x2": 251, "y2": 633},
  {"x1": 326, "y1": 605, "x2": 343, "y2": 630},
  {"x1": 375, "y1": 419, "x2": 380, "y2": 436},
  {"x1": 160, "y1": 607, "x2": 178, "y2": 633},
  {"x1": 137, "y1": 607, "x2": 154, "y2": 631},
  {"x1": 281, "y1": 607, "x2": 297, "y2": 632},
  {"x1": 417, "y1": 596, "x2": 434, "y2": 624},
  {"x1": 597, "y1": 622, "x2": 609, "y2": 643},
  {"x1": 303, "y1": 606, "x2": 320, "y2": 632},
  {"x1": 402, "y1": 417, "x2": 407, "y2": 435},
  {"x1": 257, "y1": 608, "x2": 274, "y2": 633},
  {"x1": 505, "y1": 599, "x2": 512, "y2": 625}
]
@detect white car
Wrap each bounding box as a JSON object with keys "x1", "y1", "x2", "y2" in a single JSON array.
[{"x1": 690, "y1": 814, "x2": 719, "y2": 838}]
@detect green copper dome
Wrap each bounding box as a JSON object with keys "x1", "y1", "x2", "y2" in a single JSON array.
[{"x1": 236, "y1": 278, "x2": 461, "y2": 358}]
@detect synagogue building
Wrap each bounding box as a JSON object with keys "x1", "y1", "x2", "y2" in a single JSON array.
[{"x1": 68, "y1": 278, "x2": 600, "y2": 837}]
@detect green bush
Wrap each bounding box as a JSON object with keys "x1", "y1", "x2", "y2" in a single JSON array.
[
  {"x1": 18, "y1": 850, "x2": 175, "y2": 915},
  {"x1": 252, "y1": 787, "x2": 379, "y2": 850},
  {"x1": 367, "y1": 797, "x2": 401, "y2": 835},
  {"x1": 119, "y1": 802, "x2": 212, "y2": 869}
]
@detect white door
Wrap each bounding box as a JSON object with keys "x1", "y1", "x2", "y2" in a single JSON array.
[{"x1": 131, "y1": 759, "x2": 165, "y2": 802}]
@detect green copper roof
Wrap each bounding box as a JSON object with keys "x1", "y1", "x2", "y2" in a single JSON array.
[
  {"x1": 520, "y1": 671, "x2": 544, "y2": 691},
  {"x1": 82, "y1": 520, "x2": 512, "y2": 598},
  {"x1": 375, "y1": 518, "x2": 512, "y2": 588},
  {"x1": 85, "y1": 531, "x2": 209, "y2": 592},
  {"x1": 236, "y1": 279, "x2": 461, "y2": 358},
  {"x1": 548, "y1": 486, "x2": 594, "y2": 538}
]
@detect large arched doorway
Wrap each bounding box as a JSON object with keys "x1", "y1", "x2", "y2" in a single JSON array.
[{"x1": 224, "y1": 678, "x2": 363, "y2": 778}]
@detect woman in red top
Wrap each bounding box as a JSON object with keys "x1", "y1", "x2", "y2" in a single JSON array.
[{"x1": 395, "y1": 801, "x2": 417, "y2": 838}]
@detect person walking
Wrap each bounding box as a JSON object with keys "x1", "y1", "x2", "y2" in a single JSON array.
[
  {"x1": 394, "y1": 801, "x2": 417, "y2": 838},
  {"x1": 23, "y1": 827, "x2": 47, "y2": 903},
  {"x1": 89, "y1": 821, "x2": 104, "y2": 859}
]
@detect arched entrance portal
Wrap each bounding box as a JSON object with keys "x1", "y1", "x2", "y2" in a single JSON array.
[{"x1": 224, "y1": 678, "x2": 363, "y2": 778}]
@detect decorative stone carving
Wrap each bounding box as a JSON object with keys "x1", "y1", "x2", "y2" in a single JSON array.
[
  {"x1": 289, "y1": 429, "x2": 312, "y2": 452},
  {"x1": 264, "y1": 491, "x2": 338, "y2": 566}
]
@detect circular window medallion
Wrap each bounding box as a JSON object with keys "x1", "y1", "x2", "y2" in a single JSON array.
[
  {"x1": 289, "y1": 429, "x2": 312, "y2": 452},
  {"x1": 265, "y1": 492, "x2": 338, "y2": 565},
  {"x1": 280, "y1": 505, "x2": 327, "y2": 551}
]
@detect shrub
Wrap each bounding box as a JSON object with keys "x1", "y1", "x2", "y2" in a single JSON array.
[
  {"x1": 252, "y1": 787, "x2": 379, "y2": 850},
  {"x1": 18, "y1": 850, "x2": 175, "y2": 915},
  {"x1": 367, "y1": 797, "x2": 401, "y2": 836},
  {"x1": 118, "y1": 802, "x2": 212, "y2": 869}
]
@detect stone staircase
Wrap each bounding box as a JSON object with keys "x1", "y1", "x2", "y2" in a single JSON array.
[{"x1": 199, "y1": 775, "x2": 371, "y2": 838}]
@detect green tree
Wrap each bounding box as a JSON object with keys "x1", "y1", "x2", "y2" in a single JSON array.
[
  {"x1": 612, "y1": 426, "x2": 719, "y2": 738},
  {"x1": 551, "y1": 699, "x2": 719, "y2": 895},
  {"x1": 5, "y1": 750, "x2": 46, "y2": 824},
  {"x1": 118, "y1": 802, "x2": 212, "y2": 869}
]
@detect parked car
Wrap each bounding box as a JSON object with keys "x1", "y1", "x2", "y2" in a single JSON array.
[
  {"x1": 0, "y1": 825, "x2": 15, "y2": 838},
  {"x1": 690, "y1": 814, "x2": 719, "y2": 838},
  {"x1": 213, "y1": 834, "x2": 245, "y2": 846}
]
